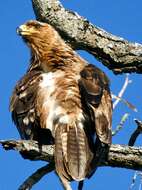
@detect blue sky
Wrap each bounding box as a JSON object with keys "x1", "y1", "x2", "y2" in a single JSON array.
[{"x1": 0, "y1": 1, "x2": 142, "y2": 190}]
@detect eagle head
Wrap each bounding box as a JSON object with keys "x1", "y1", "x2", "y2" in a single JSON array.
[{"x1": 17, "y1": 20, "x2": 61, "y2": 55}]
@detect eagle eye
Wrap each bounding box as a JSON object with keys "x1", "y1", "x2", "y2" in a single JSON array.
[
  {"x1": 26, "y1": 22, "x2": 42, "y2": 29},
  {"x1": 34, "y1": 23, "x2": 42, "y2": 29}
]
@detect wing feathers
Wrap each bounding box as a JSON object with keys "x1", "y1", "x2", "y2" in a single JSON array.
[
  {"x1": 10, "y1": 70, "x2": 42, "y2": 140},
  {"x1": 79, "y1": 64, "x2": 112, "y2": 144}
]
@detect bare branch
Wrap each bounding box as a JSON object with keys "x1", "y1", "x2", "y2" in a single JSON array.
[
  {"x1": 129, "y1": 119, "x2": 142, "y2": 146},
  {"x1": 32, "y1": 0, "x2": 142, "y2": 74},
  {"x1": 112, "y1": 74, "x2": 132, "y2": 109},
  {"x1": 112, "y1": 113, "x2": 129, "y2": 136},
  {"x1": 0, "y1": 140, "x2": 54, "y2": 162},
  {"x1": 129, "y1": 171, "x2": 142, "y2": 190},
  {"x1": 1, "y1": 140, "x2": 142, "y2": 171},
  {"x1": 18, "y1": 162, "x2": 54, "y2": 190},
  {"x1": 101, "y1": 144, "x2": 142, "y2": 171}
]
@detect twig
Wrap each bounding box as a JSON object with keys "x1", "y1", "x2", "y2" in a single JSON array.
[
  {"x1": 128, "y1": 119, "x2": 142, "y2": 146},
  {"x1": 32, "y1": 0, "x2": 142, "y2": 74},
  {"x1": 129, "y1": 171, "x2": 142, "y2": 190},
  {"x1": 112, "y1": 74, "x2": 132, "y2": 109},
  {"x1": 18, "y1": 162, "x2": 55, "y2": 190},
  {"x1": 1, "y1": 140, "x2": 142, "y2": 171},
  {"x1": 112, "y1": 113, "x2": 129, "y2": 136}
]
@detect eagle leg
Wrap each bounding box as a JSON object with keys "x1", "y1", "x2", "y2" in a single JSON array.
[
  {"x1": 59, "y1": 175, "x2": 72, "y2": 190},
  {"x1": 78, "y1": 180, "x2": 84, "y2": 190}
]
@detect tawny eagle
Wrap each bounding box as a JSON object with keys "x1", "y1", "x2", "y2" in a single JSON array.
[{"x1": 10, "y1": 20, "x2": 112, "y2": 190}]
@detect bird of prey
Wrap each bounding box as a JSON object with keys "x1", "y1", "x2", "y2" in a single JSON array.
[{"x1": 10, "y1": 20, "x2": 112, "y2": 190}]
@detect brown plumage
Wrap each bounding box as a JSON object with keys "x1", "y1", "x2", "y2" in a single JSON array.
[{"x1": 10, "y1": 20, "x2": 112, "y2": 190}]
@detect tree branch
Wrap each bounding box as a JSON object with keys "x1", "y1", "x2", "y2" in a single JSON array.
[
  {"x1": 112, "y1": 113, "x2": 129, "y2": 136},
  {"x1": 129, "y1": 119, "x2": 142, "y2": 146},
  {"x1": 1, "y1": 140, "x2": 142, "y2": 171},
  {"x1": 0, "y1": 140, "x2": 54, "y2": 162},
  {"x1": 32, "y1": 0, "x2": 142, "y2": 74},
  {"x1": 112, "y1": 74, "x2": 132, "y2": 109},
  {"x1": 18, "y1": 162, "x2": 54, "y2": 190}
]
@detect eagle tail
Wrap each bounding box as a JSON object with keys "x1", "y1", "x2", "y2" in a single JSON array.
[{"x1": 54, "y1": 121, "x2": 93, "y2": 184}]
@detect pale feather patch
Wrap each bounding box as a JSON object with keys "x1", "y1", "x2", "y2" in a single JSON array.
[
  {"x1": 66, "y1": 89, "x2": 73, "y2": 97},
  {"x1": 54, "y1": 106, "x2": 64, "y2": 117},
  {"x1": 61, "y1": 132, "x2": 68, "y2": 160},
  {"x1": 78, "y1": 122, "x2": 84, "y2": 130},
  {"x1": 23, "y1": 117, "x2": 29, "y2": 125},
  {"x1": 78, "y1": 112, "x2": 84, "y2": 121},
  {"x1": 29, "y1": 109, "x2": 34, "y2": 113},
  {"x1": 38, "y1": 71, "x2": 65, "y2": 132},
  {"x1": 19, "y1": 92, "x2": 27, "y2": 99},
  {"x1": 39, "y1": 71, "x2": 64, "y2": 88},
  {"x1": 38, "y1": 72, "x2": 56, "y2": 131},
  {"x1": 39, "y1": 72, "x2": 55, "y2": 88},
  {"x1": 59, "y1": 115, "x2": 70, "y2": 124},
  {"x1": 74, "y1": 74, "x2": 80, "y2": 81}
]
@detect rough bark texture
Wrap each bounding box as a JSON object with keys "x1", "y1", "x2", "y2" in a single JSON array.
[
  {"x1": 32, "y1": 0, "x2": 142, "y2": 74},
  {"x1": 1, "y1": 140, "x2": 142, "y2": 171}
]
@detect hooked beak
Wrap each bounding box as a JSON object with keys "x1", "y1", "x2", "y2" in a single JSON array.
[
  {"x1": 16, "y1": 25, "x2": 31, "y2": 36},
  {"x1": 16, "y1": 27, "x2": 23, "y2": 35}
]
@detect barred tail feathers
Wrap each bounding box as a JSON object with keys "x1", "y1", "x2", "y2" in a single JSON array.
[{"x1": 54, "y1": 122, "x2": 93, "y2": 181}]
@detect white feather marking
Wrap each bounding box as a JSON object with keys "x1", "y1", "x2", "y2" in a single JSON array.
[
  {"x1": 74, "y1": 74, "x2": 80, "y2": 81},
  {"x1": 54, "y1": 106, "x2": 64, "y2": 117},
  {"x1": 66, "y1": 89, "x2": 73, "y2": 97},
  {"x1": 78, "y1": 112, "x2": 84, "y2": 121},
  {"x1": 38, "y1": 71, "x2": 64, "y2": 131},
  {"x1": 29, "y1": 109, "x2": 34, "y2": 113},
  {"x1": 39, "y1": 72, "x2": 55, "y2": 88},
  {"x1": 19, "y1": 92, "x2": 27, "y2": 98},
  {"x1": 78, "y1": 122, "x2": 84, "y2": 129},
  {"x1": 45, "y1": 99, "x2": 55, "y2": 131},
  {"x1": 59, "y1": 115, "x2": 70, "y2": 124},
  {"x1": 39, "y1": 71, "x2": 64, "y2": 88},
  {"x1": 61, "y1": 132, "x2": 68, "y2": 159},
  {"x1": 23, "y1": 117, "x2": 29, "y2": 125},
  {"x1": 38, "y1": 72, "x2": 57, "y2": 132}
]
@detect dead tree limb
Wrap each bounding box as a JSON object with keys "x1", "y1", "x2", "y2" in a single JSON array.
[
  {"x1": 32, "y1": 0, "x2": 142, "y2": 74},
  {"x1": 1, "y1": 140, "x2": 142, "y2": 171},
  {"x1": 112, "y1": 74, "x2": 132, "y2": 109},
  {"x1": 129, "y1": 119, "x2": 142, "y2": 146},
  {"x1": 18, "y1": 162, "x2": 54, "y2": 190}
]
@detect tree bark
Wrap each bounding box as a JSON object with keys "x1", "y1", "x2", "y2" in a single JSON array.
[
  {"x1": 1, "y1": 140, "x2": 142, "y2": 171},
  {"x1": 32, "y1": 0, "x2": 142, "y2": 74}
]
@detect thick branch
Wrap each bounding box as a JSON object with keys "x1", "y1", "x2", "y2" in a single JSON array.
[
  {"x1": 32, "y1": 0, "x2": 142, "y2": 74},
  {"x1": 0, "y1": 140, "x2": 54, "y2": 162},
  {"x1": 1, "y1": 140, "x2": 142, "y2": 171}
]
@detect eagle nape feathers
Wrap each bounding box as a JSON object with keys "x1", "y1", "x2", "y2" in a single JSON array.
[{"x1": 10, "y1": 20, "x2": 112, "y2": 190}]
